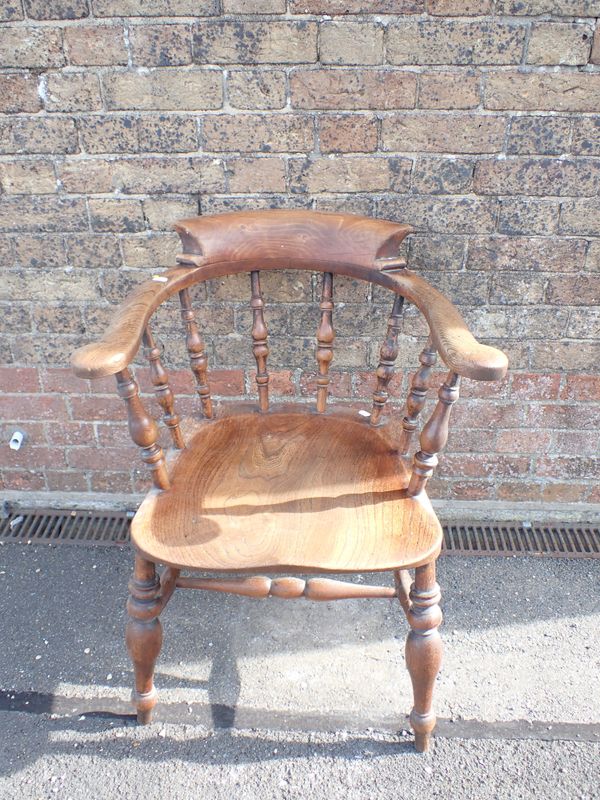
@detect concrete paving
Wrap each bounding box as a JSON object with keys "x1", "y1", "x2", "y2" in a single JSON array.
[{"x1": 0, "y1": 541, "x2": 599, "y2": 799}]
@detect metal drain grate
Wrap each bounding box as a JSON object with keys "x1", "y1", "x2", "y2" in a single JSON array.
[
  {"x1": 0, "y1": 508, "x2": 131, "y2": 547},
  {"x1": 0, "y1": 509, "x2": 599, "y2": 558},
  {"x1": 443, "y1": 523, "x2": 600, "y2": 558}
]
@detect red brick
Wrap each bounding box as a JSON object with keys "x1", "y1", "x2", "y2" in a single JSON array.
[
  {"x1": 45, "y1": 421, "x2": 96, "y2": 446},
  {"x1": 70, "y1": 395, "x2": 125, "y2": 421},
  {"x1": 0, "y1": 394, "x2": 68, "y2": 421},
  {"x1": 452, "y1": 402, "x2": 524, "y2": 431},
  {"x1": 447, "y1": 427, "x2": 498, "y2": 454},
  {"x1": 67, "y1": 446, "x2": 138, "y2": 470},
  {"x1": 0, "y1": 421, "x2": 45, "y2": 446},
  {"x1": 438, "y1": 453, "x2": 530, "y2": 479},
  {"x1": 1, "y1": 469, "x2": 47, "y2": 491},
  {"x1": 137, "y1": 368, "x2": 245, "y2": 397},
  {"x1": 496, "y1": 429, "x2": 553, "y2": 453},
  {"x1": 91, "y1": 471, "x2": 133, "y2": 493},
  {"x1": 554, "y1": 431, "x2": 600, "y2": 457},
  {"x1": 250, "y1": 369, "x2": 295, "y2": 397},
  {"x1": 460, "y1": 376, "x2": 510, "y2": 399},
  {"x1": 352, "y1": 371, "x2": 402, "y2": 400},
  {"x1": 96, "y1": 424, "x2": 130, "y2": 447},
  {"x1": 511, "y1": 373, "x2": 561, "y2": 400},
  {"x1": 41, "y1": 368, "x2": 115, "y2": 394},
  {"x1": 523, "y1": 404, "x2": 597, "y2": 430},
  {"x1": 299, "y1": 371, "x2": 351, "y2": 398},
  {"x1": 560, "y1": 375, "x2": 600, "y2": 402},
  {"x1": 536, "y1": 456, "x2": 600, "y2": 480},
  {"x1": 0, "y1": 445, "x2": 66, "y2": 469},
  {"x1": 46, "y1": 470, "x2": 90, "y2": 492},
  {"x1": 446, "y1": 480, "x2": 496, "y2": 501},
  {"x1": 0, "y1": 367, "x2": 40, "y2": 393},
  {"x1": 497, "y1": 481, "x2": 542, "y2": 502},
  {"x1": 541, "y1": 483, "x2": 589, "y2": 503}
]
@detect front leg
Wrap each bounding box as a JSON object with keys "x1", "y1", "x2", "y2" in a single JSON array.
[
  {"x1": 126, "y1": 554, "x2": 163, "y2": 724},
  {"x1": 404, "y1": 561, "x2": 443, "y2": 753}
]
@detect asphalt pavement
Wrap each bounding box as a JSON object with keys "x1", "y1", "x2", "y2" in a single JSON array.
[{"x1": 0, "y1": 542, "x2": 598, "y2": 799}]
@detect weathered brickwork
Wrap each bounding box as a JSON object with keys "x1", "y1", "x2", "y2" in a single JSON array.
[{"x1": 0, "y1": 2, "x2": 598, "y2": 504}]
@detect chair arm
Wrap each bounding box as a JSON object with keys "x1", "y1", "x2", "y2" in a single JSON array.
[
  {"x1": 71, "y1": 266, "x2": 204, "y2": 379},
  {"x1": 391, "y1": 271, "x2": 508, "y2": 382}
]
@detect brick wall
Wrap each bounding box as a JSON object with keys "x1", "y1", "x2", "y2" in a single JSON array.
[{"x1": 0, "y1": 1, "x2": 599, "y2": 504}]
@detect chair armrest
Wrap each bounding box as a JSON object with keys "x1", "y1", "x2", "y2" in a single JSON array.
[
  {"x1": 392, "y1": 271, "x2": 508, "y2": 382},
  {"x1": 71, "y1": 266, "x2": 204, "y2": 379},
  {"x1": 72, "y1": 263, "x2": 507, "y2": 384}
]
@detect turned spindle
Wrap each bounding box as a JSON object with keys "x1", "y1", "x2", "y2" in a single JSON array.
[
  {"x1": 407, "y1": 371, "x2": 460, "y2": 497},
  {"x1": 371, "y1": 294, "x2": 405, "y2": 426},
  {"x1": 143, "y1": 325, "x2": 184, "y2": 450},
  {"x1": 175, "y1": 574, "x2": 397, "y2": 601},
  {"x1": 250, "y1": 271, "x2": 269, "y2": 413},
  {"x1": 399, "y1": 340, "x2": 437, "y2": 456},
  {"x1": 115, "y1": 368, "x2": 170, "y2": 490},
  {"x1": 179, "y1": 287, "x2": 213, "y2": 419},
  {"x1": 316, "y1": 272, "x2": 334, "y2": 414}
]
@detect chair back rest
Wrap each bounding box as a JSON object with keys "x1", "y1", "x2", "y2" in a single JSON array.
[{"x1": 168, "y1": 210, "x2": 412, "y2": 421}]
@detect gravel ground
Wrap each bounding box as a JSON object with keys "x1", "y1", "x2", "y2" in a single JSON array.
[{"x1": 0, "y1": 542, "x2": 598, "y2": 799}]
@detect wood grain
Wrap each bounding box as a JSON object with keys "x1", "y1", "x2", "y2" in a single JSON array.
[
  {"x1": 71, "y1": 210, "x2": 507, "y2": 382},
  {"x1": 132, "y1": 410, "x2": 442, "y2": 573},
  {"x1": 174, "y1": 209, "x2": 411, "y2": 271}
]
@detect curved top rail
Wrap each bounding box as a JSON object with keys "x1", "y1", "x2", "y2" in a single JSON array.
[
  {"x1": 72, "y1": 210, "x2": 507, "y2": 383},
  {"x1": 174, "y1": 209, "x2": 411, "y2": 273}
]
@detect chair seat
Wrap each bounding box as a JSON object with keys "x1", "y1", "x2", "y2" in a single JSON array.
[{"x1": 131, "y1": 409, "x2": 442, "y2": 573}]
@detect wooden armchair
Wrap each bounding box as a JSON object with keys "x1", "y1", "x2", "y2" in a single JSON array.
[{"x1": 72, "y1": 210, "x2": 507, "y2": 752}]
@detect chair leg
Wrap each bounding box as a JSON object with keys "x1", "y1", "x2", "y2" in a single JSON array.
[
  {"x1": 404, "y1": 561, "x2": 443, "y2": 753},
  {"x1": 126, "y1": 554, "x2": 163, "y2": 724}
]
